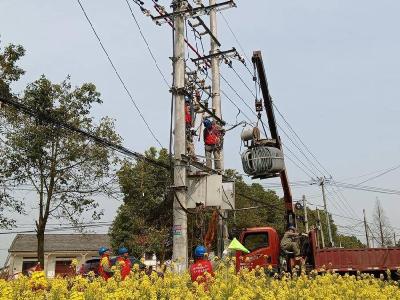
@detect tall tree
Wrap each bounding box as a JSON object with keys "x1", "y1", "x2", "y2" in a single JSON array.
[
  {"x1": 372, "y1": 199, "x2": 393, "y2": 247},
  {"x1": 0, "y1": 40, "x2": 26, "y2": 228},
  {"x1": 0, "y1": 75, "x2": 120, "y2": 264},
  {"x1": 109, "y1": 148, "x2": 172, "y2": 262}
]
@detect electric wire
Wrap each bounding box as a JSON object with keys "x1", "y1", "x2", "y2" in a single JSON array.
[
  {"x1": 76, "y1": 0, "x2": 163, "y2": 148},
  {"x1": 125, "y1": 0, "x2": 170, "y2": 88}
]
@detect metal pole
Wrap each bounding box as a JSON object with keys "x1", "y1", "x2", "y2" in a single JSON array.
[
  {"x1": 320, "y1": 179, "x2": 334, "y2": 247},
  {"x1": 172, "y1": 0, "x2": 188, "y2": 271},
  {"x1": 316, "y1": 208, "x2": 325, "y2": 248},
  {"x1": 209, "y1": 0, "x2": 225, "y2": 257},
  {"x1": 302, "y1": 195, "x2": 309, "y2": 232},
  {"x1": 363, "y1": 209, "x2": 370, "y2": 248}
]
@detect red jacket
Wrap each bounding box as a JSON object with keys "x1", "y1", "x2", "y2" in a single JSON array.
[
  {"x1": 185, "y1": 104, "x2": 192, "y2": 125},
  {"x1": 189, "y1": 259, "x2": 214, "y2": 282},
  {"x1": 204, "y1": 125, "x2": 220, "y2": 146},
  {"x1": 98, "y1": 254, "x2": 112, "y2": 280},
  {"x1": 116, "y1": 256, "x2": 131, "y2": 280}
]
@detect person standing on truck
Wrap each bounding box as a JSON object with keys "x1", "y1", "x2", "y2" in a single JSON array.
[
  {"x1": 98, "y1": 247, "x2": 113, "y2": 280},
  {"x1": 116, "y1": 247, "x2": 131, "y2": 280},
  {"x1": 190, "y1": 245, "x2": 214, "y2": 283},
  {"x1": 281, "y1": 226, "x2": 301, "y2": 257}
]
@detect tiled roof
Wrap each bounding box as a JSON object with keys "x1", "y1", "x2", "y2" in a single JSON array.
[{"x1": 9, "y1": 234, "x2": 111, "y2": 252}]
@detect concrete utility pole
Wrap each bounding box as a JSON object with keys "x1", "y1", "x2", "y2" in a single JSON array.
[
  {"x1": 363, "y1": 209, "x2": 370, "y2": 248},
  {"x1": 316, "y1": 208, "x2": 325, "y2": 248},
  {"x1": 172, "y1": 0, "x2": 188, "y2": 271},
  {"x1": 209, "y1": 0, "x2": 225, "y2": 257},
  {"x1": 319, "y1": 178, "x2": 334, "y2": 247},
  {"x1": 302, "y1": 195, "x2": 309, "y2": 233}
]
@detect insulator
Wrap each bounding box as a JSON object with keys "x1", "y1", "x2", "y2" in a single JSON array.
[{"x1": 241, "y1": 146, "x2": 285, "y2": 177}]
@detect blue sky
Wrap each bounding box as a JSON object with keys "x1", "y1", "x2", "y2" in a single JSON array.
[{"x1": 1, "y1": 0, "x2": 399, "y2": 264}]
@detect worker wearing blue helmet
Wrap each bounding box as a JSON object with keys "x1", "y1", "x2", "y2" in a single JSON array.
[
  {"x1": 98, "y1": 246, "x2": 113, "y2": 280},
  {"x1": 203, "y1": 118, "x2": 224, "y2": 170},
  {"x1": 116, "y1": 246, "x2": 131, "y2": 280},
  {"x1": 189, "y1": 245, "x2": 214, "y2": 282}
]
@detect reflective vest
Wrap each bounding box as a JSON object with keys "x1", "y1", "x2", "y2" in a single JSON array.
[
  {"x1": 116, "y1": 256, "x2": 131, "y2": 280},
  {"x1": 98, "y1": 255, "x2": 112, "y2": 280},
  {"x1": 189, "y1": 259, "x2": 214, "y2": 282},
  {"x1": 204, "y1": 125, "x2": 220, "y2": 146}
]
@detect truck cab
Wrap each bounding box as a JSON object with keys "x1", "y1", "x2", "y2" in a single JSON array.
[{"x1": 235, "y1": 227, "x2": 280, "y2": 272}]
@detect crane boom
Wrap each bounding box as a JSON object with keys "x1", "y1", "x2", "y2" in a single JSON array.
[{"x1": 252, "y1": 50, "x2": 296, "y2": 228}]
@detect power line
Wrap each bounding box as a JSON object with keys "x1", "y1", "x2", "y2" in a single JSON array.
[
  {"x1": 76, "y1": 0, "x2": 163, "y2": 148},
  {"x1": 0, "y1": 96, "x2": 170, "y2": 170},
  {"x1": 356, "y1": 164, "x2": 400, "y2": 185},
  {"x1": 125, "y1": 0, "x2": 170, "y2": 88}
]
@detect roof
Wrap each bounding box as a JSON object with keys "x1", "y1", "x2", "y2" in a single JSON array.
[{"x1": 8, "y1": 234, "x2": 111, "y2": 253}]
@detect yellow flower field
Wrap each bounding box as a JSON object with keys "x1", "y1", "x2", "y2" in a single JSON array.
[{"x1": 1, "y1": 260, "x2": 400, "y2": 300}]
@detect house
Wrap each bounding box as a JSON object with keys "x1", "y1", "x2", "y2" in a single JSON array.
[{"x1": 7, "y1": 234, "x2": 110, "y2": 278}]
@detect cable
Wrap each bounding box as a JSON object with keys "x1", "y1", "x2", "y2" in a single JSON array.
[
  {"x1": 0, "y1": 96, "x2": 170, "y2": 170},
  {"x1": 76, "y1": 0, "x2": 163, "y2": 148},
  {"x1": 125, "y1": 0, "x2": 170, "y2": 88},
  {"x1": 356, "y1": 164, "x2": 400, "y2": 186}
]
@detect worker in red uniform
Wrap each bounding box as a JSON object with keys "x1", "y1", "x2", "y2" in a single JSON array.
[
  {"x1": 116, "y1": 247, "x2": 131, "y2": 280},
  {"x1": 185, "y1": 96, "x2": 196, "y2": 158},
  {"x1": 203, "y1": 118, "x2": 224, "y2": 170},
  {"x1": 98, "y1": 246, "x2": 113, "y2": 280},
  {"x1": 190, "y1": 245, "x2": 214, "y2": 283}
]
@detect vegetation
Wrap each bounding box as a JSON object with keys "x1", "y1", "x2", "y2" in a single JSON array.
[
  {"x1": 1, "y1": 262, "x2": 400, "y2": 299},
  {"x1": 0, "y1": 40, "x2": 120, "y2": 265}
]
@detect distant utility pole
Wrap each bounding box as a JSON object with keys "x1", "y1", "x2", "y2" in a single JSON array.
[
  {"x1": 363, "y1": 209, "x2": 370, "y2": 248},
  {"x1": 172, "y1": 0, "x2": 188, "y2": 271},
  {"x1": 302, "y1": 195, "x2": 309, "y2": 232},
  {"x1": 317, "y1": 177, "x2": 334, "y2": 247},
  {"x1": 316, "y1": 208, "x2": 325, "y2": 248},
  {"x1": 394, "y1": 232, "x2": 397, "y2": 246}
]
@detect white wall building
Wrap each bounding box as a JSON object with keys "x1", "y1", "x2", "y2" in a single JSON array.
[{"x1": 6, "y1": 234, "x2": 110, "y2": 278}]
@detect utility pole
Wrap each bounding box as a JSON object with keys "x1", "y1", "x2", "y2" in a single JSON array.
[
  {"x1": 363, "y1": 209, "x2": 370, "y2": 248},
  {"x1": 172, "y1": 0, "x2": 188, "y2": 271},
  {"x1": 394, "y1": 232, "x2": 397, "y2": 246},
  {"x1": 316, "y1": 208, "x2": 325, "y2": 248},
  {"x1": 318, "y1": 178, "x2": 334, "y2": 247},
  {"x1": 302, "y1": 195, "x2": 309, "y2": 232},
  {"x1": 209, "y1": 0, "x2": 225, "y2": 257}
]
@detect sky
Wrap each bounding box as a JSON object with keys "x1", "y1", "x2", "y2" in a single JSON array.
[{"x1": 0, "y1": 0, "x2": 399, "y2": 265}]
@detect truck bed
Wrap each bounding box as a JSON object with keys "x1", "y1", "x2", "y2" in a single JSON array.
[{"x1": 311, "y1": 234, "x2": 400, "y2": 272}]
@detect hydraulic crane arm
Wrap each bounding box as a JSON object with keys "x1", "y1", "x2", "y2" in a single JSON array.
[{"x1": 252, "y1": 50, "x2": 296, "y2": 228}]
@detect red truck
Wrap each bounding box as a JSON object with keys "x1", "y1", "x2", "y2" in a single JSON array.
[
  {"x1": 239, "y1": 51, "x2": 400, "y2": 275},
  {"x1": 236, "y1": 226, "x2": 400, "y2": 274}
]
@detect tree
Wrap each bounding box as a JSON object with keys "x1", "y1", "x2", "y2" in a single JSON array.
[
  {"x1": 372, "y1": 199, "x2": 393, "y2": 247},
  {"x1": 109, "y1": 148, "x2": 172, "y2": 262},
  {"x1": 0, "y1": 75, "x2": 120, "y2": 265},
  {"x1": 0, "y1": 40, "x2": 26, "y2": 228},
  {"x1": 336, "y1": 234, "x2": 365, "y2": 248}
]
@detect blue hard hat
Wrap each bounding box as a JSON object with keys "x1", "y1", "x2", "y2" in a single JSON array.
[
  {"x1": 288, "y1": 226, "x2": 296, "y2": 231},
  {"x1": 203, "y1": 118, "x2": 212, "y2": 128},
  {"x1": 185, "y1": 95, "x2": 191, "y2": 103},
  {"x1": 194, "y1": 245, "x2": 207, "y2": 258},
  {"x1": 99, "y1": 246, "x2": 109, "y2": 255},
  {"x1": 118, "y1": 247, "x2": 128, "y2": 255}
]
